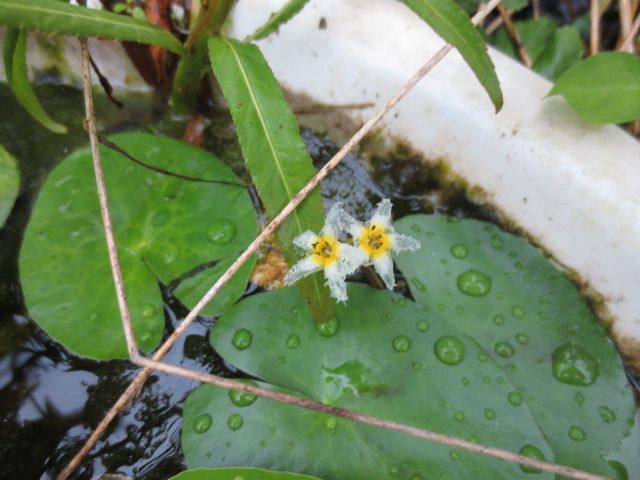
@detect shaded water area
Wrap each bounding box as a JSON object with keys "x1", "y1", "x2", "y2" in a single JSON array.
[{"x1": 0, "y1": 84, "x2": 496, "y2": 479}]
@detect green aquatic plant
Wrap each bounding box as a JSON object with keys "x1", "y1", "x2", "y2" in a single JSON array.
[{"x1": 0, "y1": 144, "x2": 19, "y2": 228}]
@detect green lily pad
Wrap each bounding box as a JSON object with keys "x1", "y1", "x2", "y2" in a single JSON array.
[
  {"x1": 394, "y1": 215, "x2": 638, "y2": 479},
  {"x1": 20, "y1": 132, "x2": 257, "y2": 359},
  {"x1": 0, "y1": 143, "x2": 19, "y2": 227},
  {"x1": 184, "y1": 285, "x2": 555, "y2": 479},
  {"x1": 169, "y1": 467, "x2": 322, "y2": 480}
]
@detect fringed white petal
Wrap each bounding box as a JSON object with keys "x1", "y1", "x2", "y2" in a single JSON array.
[
  {"x1": 339, "y1": 244, "x2": 368, "y2": 274},
  {"x1": 323, "y1": 203, "x2": 345, "y2": 237},
  {"x1": 324, "y1": 263, "x2": 349, "y2": 302},
  {"x1": 284, "y1": 256, "x2": 321, "y2": 285},
  {"x1": 293, "y1": 230, "x2": 319, "y2": 250},
  {"x1": 370, "y1": 198, "x2": 393, "y2": 227},
  {"x1": 391, "y1": 233, "x2": 421, "y2": 253},
  {"x1": 372, "y1": 255, "x2": 396, "y2": 290}
]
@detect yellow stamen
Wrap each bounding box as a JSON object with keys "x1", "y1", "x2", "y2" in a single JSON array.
[
  {"x1": 311, "y1": 235, "x2": 340, "y2": 267},
  {"x1": 359, "y1": 223, "x2": 390, "y2": 258}
]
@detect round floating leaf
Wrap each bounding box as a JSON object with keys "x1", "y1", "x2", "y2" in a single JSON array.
[
  {"x1": 20, "y1": 133, "x2": 257, "y2": 359},
  {"x1": 394, "y1": 215, "x2": 638, "y2": 479},
  {"x1": 170, "y1": 467, "x2": 323, "y2": 480},
  {"x1": 184, "y1": 285, "x2": 554, "y2": 479},
  {"x1": 0, "y1": 143, "x2": 19, "y2": 227}
]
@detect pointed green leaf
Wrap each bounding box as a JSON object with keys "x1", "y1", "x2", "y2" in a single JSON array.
[
  {"x1": 208, "y1": 37, "x2": 332, "y2": 322},
  {"x1": 245, "y1": 0, "x2": 310, "y2": 43},
  {"x1": 405, "y1": 0, "x2": 503, "y2": 111},
  {"x1": 3, "y1": 29, "x2": 67, "y2": 134},
  {"x1": 0, "y1": 0, "x2": 184, "y2": 54},
  {"x1": 170, "y1": 467, "x2": 322, "y2": 480},
  {"x1": 20, "y1": 133, "x2": 257, "y2": 359},
  {"x1": 183, "y1": 285, "x2": 554, "y2": 478},
  {"x1": 0, "y1": 143, "x2": 20, "y2": 227},
  {"x1": 394, "y1": 215, "x2": 638, "y2": 479},
  {"x1": 533, "y1": 26, "x2": 584, "y2": 81},
  {"x1": 549, "y1": 52, "x2": 640, "y2": 124}
]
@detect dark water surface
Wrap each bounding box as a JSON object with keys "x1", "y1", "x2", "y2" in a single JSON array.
[{"x1": 0, "y1": 84, "x2": 490, "y2": 479}]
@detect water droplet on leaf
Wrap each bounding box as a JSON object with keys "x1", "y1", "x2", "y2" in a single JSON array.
[
  {"x1": 457, "y1": 269, "x2": 492, "y2": 297},
  {"x1": 519, "y1": 445, "x2": 545, "y2": 473},
  {"x1": 512, "y1": 306, "x2": 525, "y2": 318},
  {"x1": 552, "y1": 342, "x2": 599, "y2": 386},
  {"x1": 393, "y1": 335, "x2": 412, "y2": 352},
  {"x1": 515, "y1": 333, "x2": 529, "y2": 345},
  {"x1": 141, "y1": 303, "x2": 156, "y2": 318},
  {"x1": 508, "y1": 391, "x2": 522, "y2": 406},
  {"x1": 484, "y1": 408, "x2": 496, "y2": 420},
  {"x1": 598, "y1": 406, "x2": 616, "y2": 423},
  {"x1": 493, "y1": 314, "x2": 505, "y2": 326},
  {"x1": 411, "y1": 278, "x2": 426, "y2": 291},
  {"x1": 227, "y1": 414, "x2": 243, "y2": 431},
  {"x1": 568, "y1": 426, "x2": 586, "y2": 441},
  {"x1": 495, "y1": 341, "x2": 515, "y2": 358},
  {"x1": 286, "y1": 334, "x2": 300, "y2": 349},
  {"x1": 228, "y1": 383, "x2": 258, "y2": 407},
  {"x1": 434, "y1": 336, "x2": 465, "y2": 365},
  {"x1": 491, "y1": 234, "x2": 504, "y2": 249},
  {"x1": 193, "y1": 414, "x2": 212, "y2": 433},
  {"x1": 450, "y1": 244, "x2": 468, "y2": 259},
  {"x1": 325, "y1": 417, "x2": 337, "y2": 430},
  {"x1": 316, "y1": 317, "x2": 339, "y2": 337},
  {"x1": 417, "y1": 320, "x2": 429, "y2": 332},
  {"x1": 231, "y1": 328, "x2": 253, "y2": 350},
  {"x1": 205, "y1": 219, "x2": 236, "y2": 244}
]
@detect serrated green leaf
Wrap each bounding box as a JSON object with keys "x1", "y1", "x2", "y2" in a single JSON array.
[
  {"x1": 245, "y1": 0, "x2": 310, "y2": 43},
  {"x1": 0, "y1": 143, "x2": 20, "y2": 227},
  {"x1": 533, "y1": 26, "x2": 584, "y2": 81},
  {"x1": 394, "y1": 215, "x2": 638, "y2": 479},
  {"x1": 208, "y1": 37, "x2": 332, "y2": 322},
  {"x1": 3, "y1": 29, "x2": 67, "y2": 134},
  {"x1": 20, "y1": 133, "x2": 257, "y2": 359},
  {"x1": 169, "y1": 467, "x2": 323, "y2": 480},
  {"x1": 405, "y1": 0, "x2": 503, "y2": 111},
  {"x1": 0, "y1": 0, "x2": 184, "y2": 54},
  {"x1": 549, "y1": 52, "x2": 640, "y2": 124},
  {"x1": 183, "y1": 285, "x2": 554, "y2": 479}
]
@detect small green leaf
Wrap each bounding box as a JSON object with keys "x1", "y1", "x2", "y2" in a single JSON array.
[
  {"x1": 501, "y1": 0, "x2": 528, "y2": 11},
  {"x1": 169, "y1": 467, "x2": 323, "y2": 480},
  {"x1": 0, "y1": 143, "x2": 20, "y2": 227},
  {"x1": 20, "y1": 133, "x2": 257, "y2": 359},
  {"x1": 405, "y1": 0, "x2": 503, "y2": 111},
  {"x1": 394, "y1": 215, "x2": 638, "y2": 479},
  {"x1": 533, "y1": 26, "x2": 584, "y2": 81},
  {"x1": 0, "y1": 0, "x2": 184, "y2": 54},
  {"x1": 208, "y1": 37, "x2": 332, "y2": 322},
  {"x1": 183, "y1": 285, "x2": 554, "y2": 478},
  {"x1": 245, "y1": 0, "x2": 310, "y2": 43},
  {"x1": 3, "y1": 29, "x2": 67, "y2": 134},
  {"x1": 516, "y1": 18, "x2": 557, "y2": 63},
  {"x1": 550, "y1": 52, "x2": 640, "y2": 124}
]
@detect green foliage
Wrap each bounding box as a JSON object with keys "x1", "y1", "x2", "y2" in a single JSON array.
[
  {"x1": 0, "y1": 0, "x2": 184, "y2": 54},
  {"x1": 550, "y1": 52, "x2": 640, "y2": 124},
  {"x1": 170, "y1": 468, "x2": 322, "y2": 480},
  {"x1": 245, "y1": 0, "x2": 310, "y2": 42},
  {"x1": 501, "y1": 0, "x2": 528, "y2": 11},
  {"x1": 533, "y1": 26, "x2": 584, "y2": 81},
  {"x1": 20, "y1": 133, "x2": 257, "y2": 360},
  {"x1": 394, "y1": 215, "x2": 638, "y2": 479},
  {"x1": 3, "y1": 29, "x2": 66, "y2": 134},
  {"x1": 0, "y1": 143, "x2": 19, "y2": 227},
  {"x1": 184, "y1": 284, "x2": 555, "y2": 478},
  {"x1": 208, "y1": 37, "x2": 332, "y2": 322},
  {"x1": 405, "y1": 0, "x2": 503, "y2": 111}
]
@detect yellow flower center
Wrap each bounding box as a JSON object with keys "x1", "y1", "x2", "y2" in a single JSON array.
[
  {"x1": 359, "y1": 223, "x2": 390, "y2": 258},
  {"x1": 311, "y1": 235, "x2": 340, "y2": 267}
]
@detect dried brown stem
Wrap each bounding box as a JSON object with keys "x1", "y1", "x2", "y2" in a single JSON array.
[
  {"x1": 498, "y1": 6, "x2": 533, "y2": 67},
  {"x1": 619, "y1": 9, "x2": 640, "y2": 51},
  {"x1": 591, "y1": 0, "x2": 601, "y2": 54},
  {"x1": 620, "y1": 0, "x2": 634, "y2": 50},
  {"x1": 532, "y1": 0, "x2": 542, "y2": 18},
  {"x1": 134, "y1": 357, "x2": 611, "y2": 480},
  {"x1": 79, "y1": 38, "x2": 139, "y2": 360}
]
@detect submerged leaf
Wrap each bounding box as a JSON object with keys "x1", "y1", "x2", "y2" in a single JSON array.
[
  {"x1": 20, "y1": 133, "x2": 257, "y2": 359},
  {"x1": 394, "y1": 215, "x2": 638, "y2": 479},
  {"x1": 208, "y1": 37, "x2": 332, "y2": 322},
  {"x1": 184, "y1": 285, "x2": 553, "y2": 479},
  {"x1": 549, "y1": 52, "x2": 640, "y2": 124},
  {"x1": 405, "y1": 0, "x2": 503, "y2": 111},
  {"x1": 0, "y1": 143, "x2": 20, "y2": 227},
  {"x1": 245, "y1": 0, "x2": 310, "y2": 43},
  {"x1": 0, "y1": 0, "x2": 184, "y2": 54},
  {"x1": 3, "y1": 29, "x2": 67, "y2": 134}
]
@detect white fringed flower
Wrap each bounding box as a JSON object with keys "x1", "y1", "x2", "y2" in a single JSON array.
[
  {"x1": 284, "y1": 204, "x2": 367, "y2": 302},
  {"x1": 340, "y1": 199, "x2": 421, "y2": 290}
]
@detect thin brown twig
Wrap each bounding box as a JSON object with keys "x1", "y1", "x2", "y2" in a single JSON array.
[
  {"x1": 590, "y1": 0, "x2": 601, "y2": 55},
  {"x1": 485, "y1": 15, "x2": 504, "y2": 35},
  {"x1": 57, "y1": 2, "x2": 534, "y2": 478},
  {"x1": 532, "y1": 0, "x2": 542, "y2": 18},
  {"x1": 79, "y1": 37, "x2": 139, "y2": 361},
  {"x1": 619, "y1": 0, "x2": 634, "y2": 52},
  {"x1": 497, "y1": 6, "x2": 533, "y2": 67},
  {"x1": 97, "y1": 134, "x2": 247, "y2": 187},
  {"x1": 134, "y1": 357, "x2": 610, "y2": 480},
  {"x1": 619, "y1": 9, "x2": 640, "y2": 51}
]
